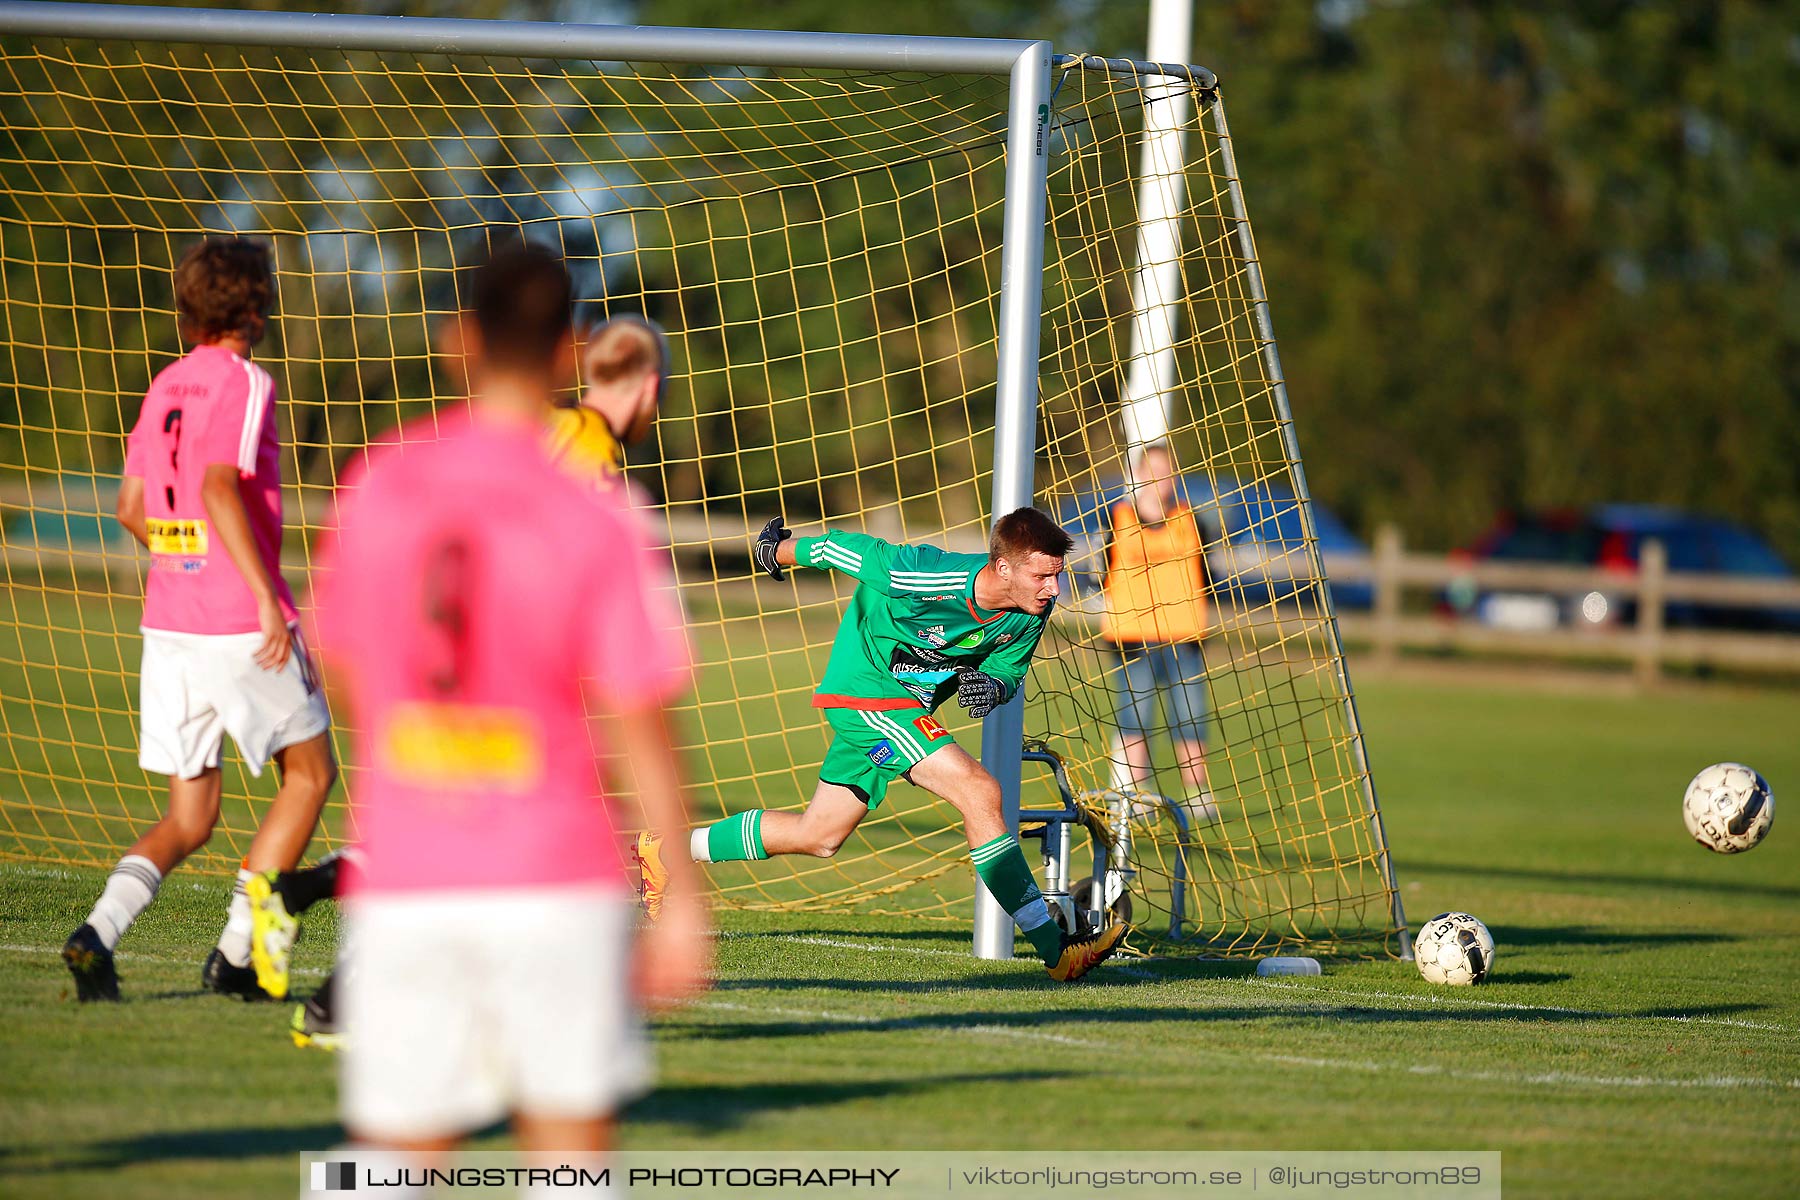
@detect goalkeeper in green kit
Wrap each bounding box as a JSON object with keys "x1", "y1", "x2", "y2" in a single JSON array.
[{"x1": 635, "y1": 506, "x2": 1126, "y2": 981}]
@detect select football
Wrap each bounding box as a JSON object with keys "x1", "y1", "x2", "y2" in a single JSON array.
[
  {"x1": 1682, "y1": 762, "x2": 1774, "y2": 854},
  {"x1": 1413, "y1": 911, "x2": 1494, "y2": 986}
]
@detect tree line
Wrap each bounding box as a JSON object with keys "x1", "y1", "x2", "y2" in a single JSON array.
[{"x1": 2, "y1": 0, "x2": 1794, "y2": 564}]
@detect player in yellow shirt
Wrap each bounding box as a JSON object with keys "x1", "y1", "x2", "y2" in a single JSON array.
[
  {"x1": 544, "y1": 313, "x2": 667, "y2": 489},
  {"x1": 546, "y1": 314, "x2": 678, "y2": 915}
]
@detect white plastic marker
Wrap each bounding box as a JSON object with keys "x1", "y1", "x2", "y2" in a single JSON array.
[{"x1": 1256, "y1": 957, "x2": 1322, "y2": 977}]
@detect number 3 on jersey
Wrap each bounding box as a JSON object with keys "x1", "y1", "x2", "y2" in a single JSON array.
[
  {"x1": 161, "y1": 407, "x2": 182, "y2": 510},
  {"x1": 421, "y1": 537, "x2": 473, "y2": 696}
]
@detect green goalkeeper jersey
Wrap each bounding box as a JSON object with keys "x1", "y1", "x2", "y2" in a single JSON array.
[{"x1": 793, "y1": 530, "x2": 1050, "y2": 712}]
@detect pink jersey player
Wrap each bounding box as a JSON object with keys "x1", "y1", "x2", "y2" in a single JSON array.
[
  {"x1": 307, "y1": 244, "x2": 709, "y2": 1154},
  {"x1": 312, "y1": 408, "x2": 688, "y2": 895},
  {"x1": 64, "y1": 237, "x2": 337, "y2": 1010},
  {"x1": 124, "y1": 342, "x2": 296, "y2": 634}
]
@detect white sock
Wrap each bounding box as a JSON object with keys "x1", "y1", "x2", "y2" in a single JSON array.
[
  {"x1": 216, "y1": 866, "x2": 256, "y2": 967},
  {"x1": 85, "y1": 854, "x2": 162, "y2": 950},
  {"x1": 688, "y1": 826, "x2": 712, "y2": 863},
  {"x1": 1014, "y1": 898, "x2": 1055, "y2": 932}
]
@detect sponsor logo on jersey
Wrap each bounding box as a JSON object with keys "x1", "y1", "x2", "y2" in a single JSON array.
[
  {"x1": 917, "y1": 625, "x2": 947, "y2": 647},
  {"x1": 995, "y1": 633, "x2": 1015, "y2": 645},
  {"x1": 378, "y1": 702, "x2": 544, "y2": 793},
  {"x1": 890, "y1": 649, "x2": 958, "y2": 703},
  {"x1": 867, "y1": 740, "x2": 895, "y2": 766},
  {"x1": 147, "y1": 517, "x2": 208, "y2": 557},
  {"x1": 893, "y1": 647, "x2": 952, "y2": 673},
  {"x1": 953, "y1": 630, "x2": 985, "y2": 649},
  {"x1": 913, "y1": 714, "x2": 951, "y2": 741}
]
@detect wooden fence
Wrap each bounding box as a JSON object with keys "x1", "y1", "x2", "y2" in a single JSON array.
[
  {"x1": 8, "y1": 480, "x2": 1800, "y2": 685},
  {"x1": 1327, "y1": 526, "x2": 1800, "y2": 683}
]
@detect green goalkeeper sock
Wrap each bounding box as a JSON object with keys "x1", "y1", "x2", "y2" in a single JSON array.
[
  {"x1": 970, "y1": 834, "x2": 1062, "y2": 965},
  {"x1": 699, "y1": 810, "x2": 768, "y2": 863}
]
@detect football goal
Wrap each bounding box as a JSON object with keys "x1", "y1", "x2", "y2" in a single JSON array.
[{"x1": 0, "y1": 1, "x2": 1407, "y2": 958}]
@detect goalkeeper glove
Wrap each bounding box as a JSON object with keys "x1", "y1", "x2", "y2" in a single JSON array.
[
  {"x1": 955, "y1": 668, "x2": 1006, "y2": 719},
  {"x1": 754, "y1": 516, "x2": 792, "y2": 581}
]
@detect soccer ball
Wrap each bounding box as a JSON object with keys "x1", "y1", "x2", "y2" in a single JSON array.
[
  {"x1": 1413, "y1": 912, "x2": 1494, "y2": 986},
  {"x1": 1682, "y1": 762, "x2": 1774, "y2": 854}
]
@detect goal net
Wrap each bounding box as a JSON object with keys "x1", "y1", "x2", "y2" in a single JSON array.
[{"x1": 0, "y1": 13, "x2": 1403, "y2": 958}]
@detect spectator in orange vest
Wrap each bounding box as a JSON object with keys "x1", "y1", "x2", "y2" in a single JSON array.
[{"x1": 1099, "y1": 443, "x2": 1216, "y2": 832}]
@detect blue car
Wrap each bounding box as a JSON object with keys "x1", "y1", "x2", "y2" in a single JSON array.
[
  {"x1": 1055, "y1": 473, "x2": 1372, "y2": 612},
  {"x1": 1452, "y1": 506, "x2": 1800, "y2": 632}
]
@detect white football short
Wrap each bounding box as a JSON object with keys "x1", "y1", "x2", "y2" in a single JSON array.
[
  {"x1": 137, "y1": 624, "x2": 331, "y2": 780},
  {"x1": 339, "y1": 888, "x2": 648, "y2": 1141}
]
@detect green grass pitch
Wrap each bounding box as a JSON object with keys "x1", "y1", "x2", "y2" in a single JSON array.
[{"x1": 3, "y1": 661, "x2": 1799, "y2": 1198}]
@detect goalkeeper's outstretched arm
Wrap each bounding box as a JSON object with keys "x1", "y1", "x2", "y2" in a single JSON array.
[
  {"x1": 753, "y1": 516, "x2": 798, "y2": 579},
  {"x1": 754, "y1": 519, "x2": 902, "y2": 593}
]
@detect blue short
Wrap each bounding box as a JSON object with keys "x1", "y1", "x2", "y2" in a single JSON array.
[{"x1": 1108, "y1": 641, "x2": 1209, "y2": 746}]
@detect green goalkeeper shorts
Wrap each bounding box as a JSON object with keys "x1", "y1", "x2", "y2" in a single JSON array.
[{"x1": 818, "y1": 706, "x2": 957, "y2": 808}]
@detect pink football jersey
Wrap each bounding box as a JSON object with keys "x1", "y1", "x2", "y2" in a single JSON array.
[
  {"x1": 123, "y1": 343, "x2": 295, "y2": 634},
  {"x1": 312, "y1": 408, "x2": 689, "y2": 894}
]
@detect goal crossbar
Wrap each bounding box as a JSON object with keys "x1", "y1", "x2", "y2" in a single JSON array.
[{"x1": 0, "y1": 2, "x2": 1214, "y2": 85}]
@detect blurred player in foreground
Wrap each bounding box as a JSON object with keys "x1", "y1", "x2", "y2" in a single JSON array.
[
  {"x1": 638, "y1": 508, "x2": 1128, "y2": 981},
  {"x1": 308, "y1": 243, "x2": 708, "y2": 1154},
  {"x1": 63, "y1": 236, "x2": 337, "y2": 1003},
  {"x1": 264, "y1": 311, "x2": 673, "y2": 1047}
]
